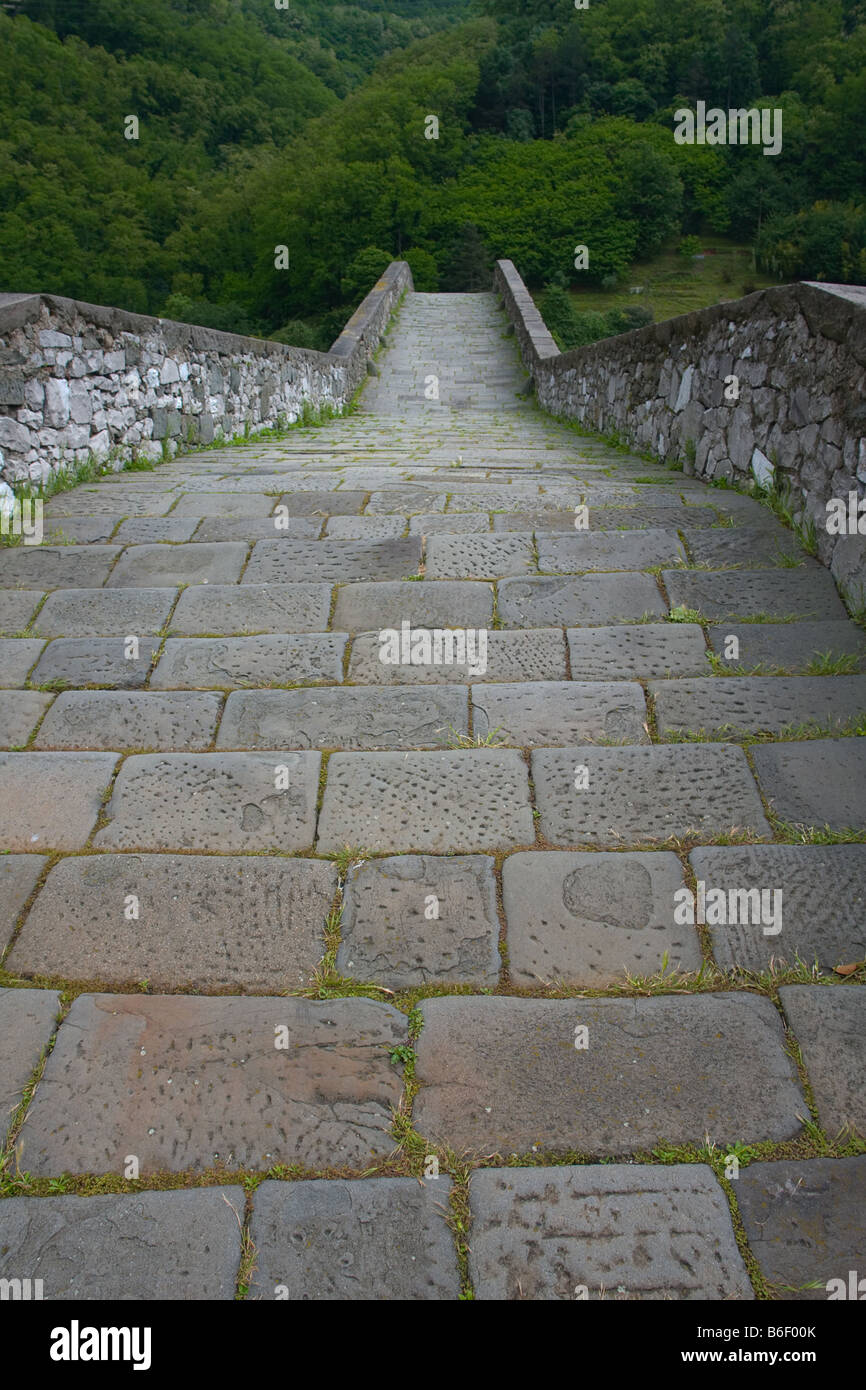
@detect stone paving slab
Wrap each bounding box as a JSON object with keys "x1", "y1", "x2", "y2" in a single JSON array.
[
  {"x1": 192, "y1": 515, "x2": 322, "y2": 542},
  {"x1": 244, "y1": 537, "x2": 421, "y2": 585},
  {"x1": 567, "y1": 623, "x2": 708, "y2": 679},
  {"x1": 663, "y1": 569, "x2": 847, "y2": 620},
  {"x1": 492, "y1": 511, "x2": 577, "y2": 533},
  {"x1": 30, "y1": 636, "x2": 157, "y2": 689},
  {"x1": 113, "y1": 517, "x2": 201, "y2": 544},
  {"x1": 336, "y1": 854, "x2": 501, "y2": 987},
  {"x1": 18, "y1": 994, "x2": 407, "y2": 1174},
  {"x1": 471, "y1": 680, "x2": 648, "y2": 746},
  {"x1": 651, "y1": 675, "x2": 866, "y2": 738},
  {"x1": 498, "y1": 575, "x2": 666, "y2": 627},
  {"x1": 44, "y1": 492, "x2": 175, "y2": 517},
  {"x1": 169, "y1": 582, "x2": 332, "y2": 635},
  {"x1": 735, "y1": 1157, "x2": 866, "y2": 1300},
  {"x1": 94, "y1": 751, "x2": 321, "y2": 852},
  {"x1": 249, "y1": 1178, "x2": 459, "y2": 1301},
  {"x1": 10, "y1": 854, "x2": 337, "y2": 991},
  {"x1": 349, "y1": 627, "x2": 565, "y2": 685},
  {"x1": 0, "y1": 547, "x2": 122, "y2": 590},
  {"x1": 531, "y1": 744, "x2": 771, "y2": 845},
  {"x1": 31, "y1": 587, "x2": 177, "y2": 638},
  {"x1": 325, "y1": 516, "x2": 406, "y2": 541},
  {"x1": 0, "y1": 988, "x2": 60, "y2": 1139},
  {"x1": 33, "y1": 690, "x2": 223, "y2": 751},
  {"x1": 467, "y1": 1165, "x2": 752, "y2": 1300},
  {"x1": 0, "y1": 854, "x2": 46, "y2": 949},
  {"x1": 317, "y1": 750, "x2": 534, "y2": 853},
  {"x1": 217, "y1": 686, "x2": 466, "y2": 751},
  {"x1": 412, "y1": 994, "x2": 804, "y2": 1155},
  {"x1": 107, "y1": 541, "x2": 248, "y2": 588},
  {"x1": 778, "y1": 986, "x2": 866, "y2": 1138},
  {"x1": 410, "y1": 513, "x2": 489, "y2": 534},
  {"x1": 690, "y1": 845, "x2": 866, "y2": 974},
  {"x1": 0, "y1": 1188, "x2": 244, "y2": 1300},
  {"x1": 706, "y1": 621, "x2": 866, "y2": 673},
  {"x1": 170, "y1": 492, "x2": 275, "y2": 517},
  {"x1": 685, "y1": 525, "x2": 814, "y2": 569},
  {"x1": 0, "y1": 752, "x2": 116, "y2": 850},
  {"x1": 538, "y1": 530, "x2": 686, "y2": 573},
  {"x1": 332, "y1": 579, "x2": 493, "y2": 632},
  {"x1": 0, "y1": 590, "x2": 44, "y2": 634},
  {"x1": 425, "y1": 535, "x2": 535, "y2": 579},
  {"x1": 150, "y1": 634, "x2": 344, "y2": 689},
  {"x1": 751, "y1": 739, "x2": 866, "y2": 831},
  {"x1": 0, "y1": 690, "x2": 53, "y2": 746},
  {"x1": 277, "y1": 489, "x2": 368, "y2": 516},
  {"x1": 42, "y1": 516, "x2": 123, "y2": 544},
  {"x1": 587, "y1": 505, "x2": 720, "y2": 531},
  {"x1": 502, "y1": 850, "x2": 700, "y2": 986},
  {"x1": 366, "y1": 488, "x2": 446, "y2": 513}
]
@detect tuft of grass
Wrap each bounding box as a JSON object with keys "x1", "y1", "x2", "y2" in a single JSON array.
[{"x1": 668, "y1": 604, "x2": 703, "y2": 624}]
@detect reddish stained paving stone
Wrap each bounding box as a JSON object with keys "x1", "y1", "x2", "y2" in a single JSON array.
[{"x1": 0, "y1": 988, "x2": 60, "y2": 1142}]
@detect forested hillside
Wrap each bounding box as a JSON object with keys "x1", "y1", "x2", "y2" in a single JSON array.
[{"x1": 1, "y1": 0, "x2": 864, "y2": 348}]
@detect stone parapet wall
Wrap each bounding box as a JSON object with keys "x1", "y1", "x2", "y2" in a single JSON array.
[
  {"x1": 495, "y1": 260, "x2": 866, "y2": 601},
  {"x1": 0, "y1": 262, "x2": 412, "y2": 485}
]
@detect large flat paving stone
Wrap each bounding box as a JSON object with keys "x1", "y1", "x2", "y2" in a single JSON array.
[
  {"x1": 350, "y1": 627, "x2": 565, "y2": 685},
  {"x1": 30, "y1": 637, "x2": 156, "y2": 689},
  {"x1": 778, "y1": 986, "x2": 866, "y2": 1138},
  {"x1": 531, "y1": 744, "x2": 771, "y2": 845},
  {"x1": 192, "y1": 515, "x2": 322, "y2": 542},
  {"x1": 584, "y1": 504, "x2": 719, "y2": 531},
  {"x1": 94, "y1": 751, "x2": 321, "y2": 852},
  {"x1": 498, "y1": 575, "x2": 666, "y2": 627},
  {"x1": 34, "y1": 691, "x2": 222, "y2": 751},
  {"x1": 412, "y1": 994, "x2": 804, "y2": 1155},
  {"x1": 538, "y1": 530, "x2": 685, "y2": 573},
  {"x1": 0, "y1": 590, "x2": 44, "y2": 634},
  {"x1": 0, "y1": 547, "x2": 122, "y2": 590},
  {"x1": 333, "y1": 579, "x2": 493, "y2": 632},
  {"x1": 107, "y1": 542, "x2": 248, "y2": 588},
  {"x1": 169, "y1": 583, "x2": 332, "y2": 635},
  {"x1": 567, "y1": 623, "x2": 708, "y2": 679},
  {"x1": 45, "y1": 491, "x2": 174, "y2": 518},
  {"x1": 243, "y1": 537, "x2": 421, "y2": 585},
  {"x1": 685, "y1": 524, "x2": 812, "y2": 569},
  {"x1": 0, "y1": 638, "x2": 45, "y2": 686},
  {"x1": 150, "y1": 635, "x2": 344, "y2": 689},
  {"x1": 113, "y1": 516, "x2": 200, "y2": 544},
  {"x1": 0, "y1": 690, "x2": 52, "y2": 746},
  {"x1": 0, "y1": 854, "x2": 46, "y2": 949},
  {"x1": 325, "y1": 516, "x2": 405, "y2": 541},
  {"x1": 217, "y1": 686, "x2": 467, "y2": 751},
  {"x1": 171, "y1": 492, "x2": 274, "y2": 516},
  {"x1": 19, "y1": 994, "x2": 407, "y2": 1174},
  {"x1": 31, "y1": 587, "x2": 176, "y2": 638},
  {"x1": 751, "y1": 739, "x2": 866, "y2": 831},
  {"x1": 249, "y1": 1178, "x2": 460, "y2": 1301},
  {"x1": 0, "y1": 1188, "x2": 244, "y2": 1300},
  {"x1": 493, "y1": 510, "x2": 579, "y2": 533},
  {"x1": 502, "y1": 850, "x2": 700, "y2": 986},
  {"x1": 0, "y1": 752, "x2": 116, "y2": 850},
  {"x1": 277, "y1": 489, "x2": 368, "y2": 516},
  {"x1": 690, "y1": 844, "x2": 866, "y2": 973},
  {"x1": 9, "y1": 854, "x2": 337, "y2": 991},
  {"x1": 468, "y1": 1164, "x2": 752, "y2": 1300},
  {"x1": 336, "y1": 854, "x2": 501, "y2": 987},
  {"x1": 42, "y1": 516, "x2": 124, "y2": 544},
  {"x1": 652, "y1": 676, "x2": 866, "y2": 739},
  {"x1": 706, "y1": 621, "x2": 866, "y2": 673},
  {"x1": 366, "y1": 487, "x2": 446, "y2": 513},
  {"x1": 410, "y1": 513, "x2": 488, "y2": 534},
  {"x1": 735, "y1": 1157, "x2": 866, "y2": 1300},
  {"x1": 0, "y1": 988, "x2": 60, "y2": 1139},
  {"x1": 663, "y1": 569, "x2": 846, "y2": 620},
  {"x1": 425, "y1": 534, "x2": 534, "y2": 579},
  {"x1": 317, "y1": 750, "x2": 534, "y2": 853},
  {"x1": 471, "y1": 680, "x2": 648, "y2": 746}
]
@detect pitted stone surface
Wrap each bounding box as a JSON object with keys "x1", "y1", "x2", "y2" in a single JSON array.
[
  {"x1": 42, "y1": 516, "x2": 123, "y2": 544},
  {"x1": 0, "y1": 752, "x2": 116, "y2": 850},
  {"x1": 0, "y1": 590, "x2": 44, "y2": 634},
  {"x1": 249, "y1": 1179, "x2": 460, "y2": 1301},
  {"x1": 567, "y1": 624, "x2": 708, "y2": 679},
  {"x1": 45, "y1": 491, "x2": 174, "y2": 518},
  {"x1": 0, "y1": 690, "x2": 52, "y2": 746},
  {"x1": 778, "y1": 986, "x2": 866, "y2": 1138},
  {"x1": 707, "y1": 621, "x2": 866, "y2": 673},
  {"x1": 19, "y1": 994, "x2": 407, "y2": 1174},
  {"x1": 30, "y1": 637, "x2": 156, "y2": 689},
  {"x1": 32, "y1": 587, "x2": 176, "y2": 638},
  {"x1": 685, "y1": 524, "x2": 810, "y2": 569},
  {"x1": 333, "y1": 579, "x2": 493, "y2": 632},
  {"x1": 114, "y1": 517, "x2": 200, "y2": 544},
  {"x1": 410, "y1": 513, "x2": 488, "y2": 534},
  {"x1": 538, "y1": 530, "x2": 685, "y2": 573},
  {"x1": 413, "y1": 994, "x2": 804, "y2": 1155},
  {"x1": 652, "y1": 676, "x2": 866, "y2": 738},
  {"x1": 751, "y1": 740, "x2": 866, "y2": 831},
  {"x1": 217, "y1": 686, "x2": 467, "y2": 751},
  {"x1": 244, "y1": 537, "x2": 421, "y2": 585},
  {"x1": 150, "y1": 635, "x2": 344, "y2": 689},
  {"x1": 169, "y1": 583, "x2": 332, "y2": 636},
  {"x1": 735, "y1": 1157, "x2": 866, "y2": 1300},
  {"x1": 471, "y1": 680, "x2": 648, "y2": 747},
  {"x1": 336, "y1": 854, "x2": 501, "y2": 987},
  {"x1": 317, "y1": 751, "x2": 534, "y2": 853},
  {"x1": 0, "y1": 1188, "x2": 244, "y2": 1300},
  {"x1": 0, "y1": 546, "x2": 121, "y2": 589},
  {"x1": 499, "y1": 575, "x2": 666, "y2": 627},
  {"x1": 277, "y1": 489, "x2": 368, "y2": 515},
  {"x1": 690, "y1": 844, "x2": 866, "y2": 973},
  {"x1": 425, "y1": 534, "x2": 534, "y2": 579},
  {"x1": 366, "y1": 488, "x2": 445, "y2": 513},
  {"x1": 586, "y1": 504, "x2": 719, "y2": 531},
  {"x1": 10, "y1": 854, "x2": 337, "y2": 990},
  {"x1": 493, "y1": 511, "x2": 577, "y2": 532},
  {"x1": 502, "y1": 850, "x2": 700, "y2": 985},
  {"x1": 531, "y1": 744, "x2": 770, "y2": 845},
  {"x1": 0, "y1": 988, "x2": 60, "y2": 1140},
  {"x1": 350, "y1": 626, "x2": 565, "y2": 685},
  {"x1": 192, "y1": 515, "x2": 321, "y2": 542},
  {"x1": 0, "y1": 854, "x2": 46, "y2": 949},
  {"x1": 108, "y1": 541, "x2": 248, "y2": 588},
  {"x1": 94, "y1": 751, "x2": 321, "y2": 852},
  {"x1": 468, "y1": 1165, "x2": 752, "y2": 1301},
  {"x1": 663, "y1": 569, "x2": 846, "y2": 620},
  {"x1": 171, "y1": 492, "x2": 274, "y2": 517},
  {"x1": 325, "y1": 516, "x2": 405, "y2": 541},
  {"x1": 34, "y1": 691, "x2": 222, "y2": 751}
]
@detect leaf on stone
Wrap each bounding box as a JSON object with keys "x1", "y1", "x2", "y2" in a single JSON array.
[{"x1": 833, "y1": 960, "x2": 865, "y2": 976}]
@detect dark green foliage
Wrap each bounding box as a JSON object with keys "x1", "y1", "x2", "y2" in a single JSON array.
[{"x1": 539, "y1": 286, "x2": 655, "y2": 352}]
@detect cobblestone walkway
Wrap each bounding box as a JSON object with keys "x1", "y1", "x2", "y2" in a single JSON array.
[{"x1": 1, "y1": 292, "x2": 864, "y2": 1300}]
